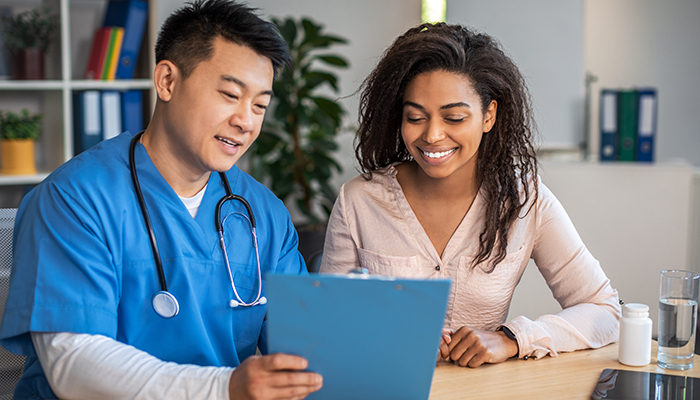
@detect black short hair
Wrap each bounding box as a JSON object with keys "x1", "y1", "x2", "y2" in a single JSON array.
[{"x1": 155, "y1": 0, "x2": 291, "y2": 79}]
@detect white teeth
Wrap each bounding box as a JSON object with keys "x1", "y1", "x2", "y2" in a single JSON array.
[
  {"x1": 423, "y1": 148, "x2": 456, "y2": 159},
  {"x1": 217, "y1": 136, "x2": 237, "y2": 147}
]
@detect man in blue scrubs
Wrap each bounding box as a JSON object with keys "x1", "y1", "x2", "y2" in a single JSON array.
[{"x1": 0, "y1": 1, "x2": 323, "y2": 398}]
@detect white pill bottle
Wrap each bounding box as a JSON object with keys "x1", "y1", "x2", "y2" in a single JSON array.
[{"x1": 618, "y1": 303, "x2": 653, "y2": 366}]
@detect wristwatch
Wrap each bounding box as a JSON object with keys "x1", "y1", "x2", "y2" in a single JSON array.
[
  {"x1": 500, "y1": 326, "x2": 517, "y2": 341},
  {"x1": 499, "y1": 326, "x2": 524, "y2": 359}
]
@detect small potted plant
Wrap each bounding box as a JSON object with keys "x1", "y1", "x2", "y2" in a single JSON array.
[
  {"x1": 0, "y1": 7, "x2": 58, "y2": 80},
  {"x1": 0, "y1": 108, "x2": 42, "y2": 174}
]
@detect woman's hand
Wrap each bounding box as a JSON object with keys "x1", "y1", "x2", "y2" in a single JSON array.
[
  {"x1": 443, "y1": 326, "x2": 519, "y2": 367},
  {"x1": 438, "y1": 328, "x2": 454, "y2": 363}
]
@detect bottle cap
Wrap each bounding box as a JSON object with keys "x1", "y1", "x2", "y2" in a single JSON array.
[{"x1": 622, "y1": 303, "x2": 649, "y2": 318}]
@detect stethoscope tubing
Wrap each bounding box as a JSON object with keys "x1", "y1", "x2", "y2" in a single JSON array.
[
  {"x1": 129, "y1": 132, "x2": 265, "y2": 318},
  {"x1": 130, "y1": 132, "x2": 168, "y2": 293}
]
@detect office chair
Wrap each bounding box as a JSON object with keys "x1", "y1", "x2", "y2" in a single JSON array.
[
  {"x1": 0, "y1": 209, "x2": 24, "y2": 400},
  {"x1": 306, "y1": 251, "x2": 323, "y2": 274}
]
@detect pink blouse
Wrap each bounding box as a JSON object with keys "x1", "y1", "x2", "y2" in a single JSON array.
[{"x1": 319, "y1": 165, "x2": 620, "y2": 359}]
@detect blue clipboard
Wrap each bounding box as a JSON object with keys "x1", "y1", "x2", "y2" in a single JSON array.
[{"x1": 266, "y1": 273, "x2": 451, "y2": 400}]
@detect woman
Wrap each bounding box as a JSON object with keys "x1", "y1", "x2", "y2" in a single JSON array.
[{"x1": 319, "y1": 23, "x2": 620, "y2": 367}]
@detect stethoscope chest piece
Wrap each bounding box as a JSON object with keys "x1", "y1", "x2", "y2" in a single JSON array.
[{"x1": 152, "y1": 291, "x2": 180, "y2": 319}]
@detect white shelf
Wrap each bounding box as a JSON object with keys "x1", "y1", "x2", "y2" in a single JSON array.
[
  {"x1": 70, "y1": 79, "x2": 152, "y2": 90},
  {"x1": 0, "y1": 79, "x2": 152, "y2": 91},
  {"x1": 0, "y1": 173, "x2": 50, "y2": 186},
  {"x1": 0, "y1": 81, "x2": 65, "y2": 90}
]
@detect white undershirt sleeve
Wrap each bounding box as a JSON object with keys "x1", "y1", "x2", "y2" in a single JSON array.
[{"x1": 31, "y1": 331, "x2": 234, "y2": 400}]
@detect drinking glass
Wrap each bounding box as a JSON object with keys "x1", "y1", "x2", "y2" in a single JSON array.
[{"x1": 658, "y1": 270, "x2": 700, "y2": 370}]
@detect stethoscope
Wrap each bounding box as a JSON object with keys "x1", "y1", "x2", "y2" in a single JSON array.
[{"x1": 129, "y1": 132, "x2": 267, "y2": 319}]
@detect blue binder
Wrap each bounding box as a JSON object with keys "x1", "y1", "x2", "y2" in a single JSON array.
[
  {"x1": 102, "y1": 0, "x2": 148, "y2": 79},
  {"x1": 635, "y1": 88, "x2": 657, "y2": 163},
  {"x1": 0, "y1": 7, "x2": 12, "y2": 79},
  {"x1": 73, "y1": 91, "x2": 102, "y2": 155},
  {"x1": 121, "y1": 90, "x2": 144, "y2": 135},
  {"x1": 266, "y1": 274, "x2": 451, "y2": 400},
  {"x1": 599, "y1": 89, "x2": 618, "y2": 162}
]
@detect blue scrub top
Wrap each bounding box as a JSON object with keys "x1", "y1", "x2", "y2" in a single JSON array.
[{"x1": 0, "y1": 132, "x2": 307, "y2": 398}]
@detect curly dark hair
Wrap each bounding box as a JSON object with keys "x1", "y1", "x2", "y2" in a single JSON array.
[
  {"x1": 155, "y1": 0, "x2": 291, "y2": 79},
  {"x1": 356, "y1": 23, "x2": 538, "y2": 272}
]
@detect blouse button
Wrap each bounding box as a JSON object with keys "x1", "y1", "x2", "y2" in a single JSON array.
[{"x1": 435, "y1": 266, "x2": 440, "y2": 271}]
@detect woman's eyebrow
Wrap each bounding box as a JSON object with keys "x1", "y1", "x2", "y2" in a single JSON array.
[
  {"x1": 403, "y1": 101, "x2": 471, "y2": 110},
  {"x1": 440, "y1": 102, "x2": 471, "y2": 110},
  {"x1": 403, "y1": 101, "x2": 424, "y2": 111}
]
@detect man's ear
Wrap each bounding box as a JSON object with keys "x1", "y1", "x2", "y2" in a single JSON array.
[
  {"x1": 153, "y1": 60, "x2": 179, "y2": 102},
  {"x1": 483, "y1": 100, "x2": 498, "y2": 133}
]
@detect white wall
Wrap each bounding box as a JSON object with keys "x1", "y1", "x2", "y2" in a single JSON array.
[
  {"x1": 154, "y1": 0, "x2": 700, "y2": 184},
  {"x1": 157, "y1": 0, "x2": 421, "y2": 192},
  {"x1": 443, "y1": 0, "x2": 700, "y2": 167},
  {"x1": 509, "y1": 161, "x2": 696, "y2": 335},
  {"x1": 691, "y1": 171, "x2": 700, "y2": 276},
  {"x1": 446, "y1": 0, "x2": 585, "y2": 150},
  {"x1": 584, "y1": 0, "x2": 700, "y2": 166}
]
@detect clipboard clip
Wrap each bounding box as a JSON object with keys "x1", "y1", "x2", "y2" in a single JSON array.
[{"x1": 349, "y1": 267, "x2": 369, "y2": 275}]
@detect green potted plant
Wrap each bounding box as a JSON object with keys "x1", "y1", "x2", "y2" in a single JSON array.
[
  {"x1": 0, "y1": 7, "x2": 58, "y2": 80},
  {"x1": 0, "y1": 108, "x2": 42, "y2": 174},
  {"x1": 249, "y1": 17, "x2": 349, "y2": 262}
]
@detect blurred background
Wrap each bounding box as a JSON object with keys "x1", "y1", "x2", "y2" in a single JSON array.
[{"x1": 0, "y1": 0, "x2": 698, "y2": 335}]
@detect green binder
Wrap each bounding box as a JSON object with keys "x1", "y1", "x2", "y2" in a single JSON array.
[{"x1": 618, "y1": 90, "x2": 637, "y2": 162}]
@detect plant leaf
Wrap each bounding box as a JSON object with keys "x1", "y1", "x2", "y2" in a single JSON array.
[
  {"x1": 313, "y1": 55, "x2": 349, "y2": 67},
  {"x1": 255, "y1": 15, "x2": 348, "y2": 224},
  {"x1": 275, "y1": 17, "x2": 297, "y2": 47},
  {"x1": 301, "y1": 18, "x2": 321, "y2": 44},
  {"x1": 301, "y1": 71, "x2": 338, "y2": 92}
]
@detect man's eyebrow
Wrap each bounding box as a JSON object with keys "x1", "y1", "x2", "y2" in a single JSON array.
[
  {"x1": 221, "y1": 75, "x2": 274, "y2": 97},
  {"x1": 221, "y1": 75, "x2": 246, "y2": 88}
]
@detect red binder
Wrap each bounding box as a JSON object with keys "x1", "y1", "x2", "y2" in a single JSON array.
[{"x1": 84, "y1": 27, "x2": 112, "y2": 79}]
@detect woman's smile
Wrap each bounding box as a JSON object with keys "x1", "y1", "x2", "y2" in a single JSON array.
[{"x1": 401, "y1": 70, "x2": 497, "y2": 181}]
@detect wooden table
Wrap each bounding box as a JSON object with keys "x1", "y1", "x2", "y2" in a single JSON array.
[{"x1": 429, "y1": 342, "x2": 700, "y2": 399}]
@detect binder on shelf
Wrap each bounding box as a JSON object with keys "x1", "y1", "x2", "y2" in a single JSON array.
[
  {"x1": 101, "y1": 27, "x2": 125, "y2": 80},
  {"x1": 102, "y1": 0, "x2": 149, "y2": 80},
  {"x1": 617, "y1": 89, "x2": 637, "y2": 162},
  {"x1": 635, "y1": 88, "x2": 657, "y2": 163},
  {"x1": 121, "y1": 90, "x2": 144, "y2": 135},
  {"x1": 105, "y1": 28, "x2": 125, "y2": 80},
  {"x1": 101, "y1": 91, "x2": 123, "y2": 140},
  {"x1": 84, "y1": 27, "x2": 112, "y2": 80},
  {"x1": 0, "y1": 7, "x2": 12, "y2": 79},
  {"x1": 599, "y1": 89, "x2": 618, "y2": 162},
  {"x1": 73, "y1": 91, "x2": 102, "y2": 155}
]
